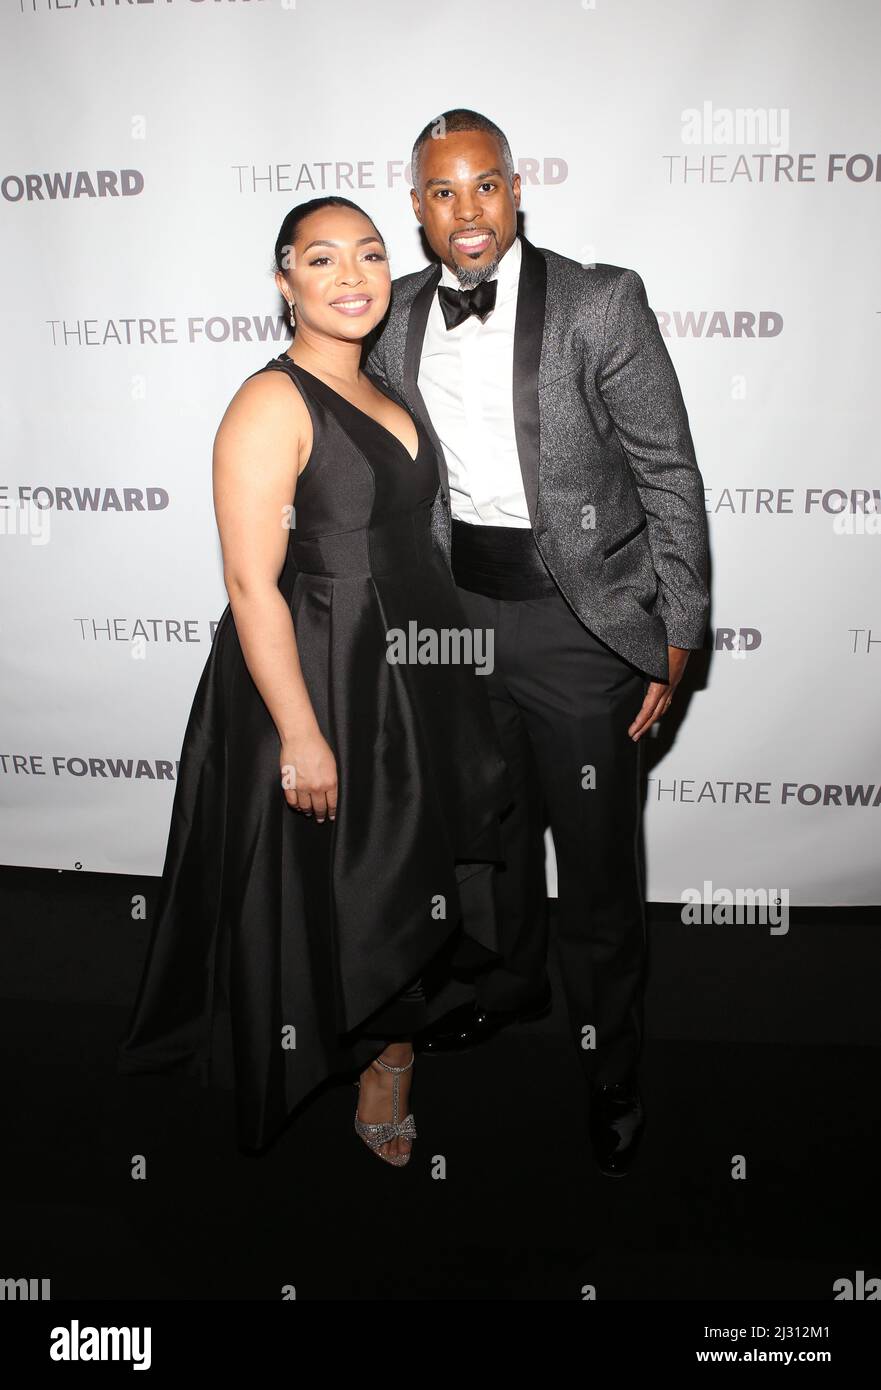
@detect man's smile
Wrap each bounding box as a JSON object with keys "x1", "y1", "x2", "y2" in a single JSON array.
[{"x1": 451, "y1": 229, "x2": 496, "y2": 257}]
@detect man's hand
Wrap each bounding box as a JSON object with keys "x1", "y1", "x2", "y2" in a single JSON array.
[{"x1": 628, "y1": 646, "x2": 691, "y2": 742}]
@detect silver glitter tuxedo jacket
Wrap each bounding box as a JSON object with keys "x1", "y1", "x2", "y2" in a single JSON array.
[{"x1": 366, "y1": 234, "x2": 710, "y2": 683}]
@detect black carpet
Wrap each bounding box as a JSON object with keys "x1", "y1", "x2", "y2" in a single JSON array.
[{"x1": 1, "y1": 867, "x2": 879, "y2": 1301}]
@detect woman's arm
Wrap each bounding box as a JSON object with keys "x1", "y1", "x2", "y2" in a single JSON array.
[{"x1": 212, "y1": 372, "x2": 337, "y2": 821}]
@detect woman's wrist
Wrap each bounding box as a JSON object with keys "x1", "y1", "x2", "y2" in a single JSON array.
[{"x1": 277, "y1": 714, "x2": 321, "y2": 745}]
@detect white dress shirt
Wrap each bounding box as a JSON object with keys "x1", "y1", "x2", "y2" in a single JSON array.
[{"x1": 417, "y1": 234, "x2": 530, "y2": 527}]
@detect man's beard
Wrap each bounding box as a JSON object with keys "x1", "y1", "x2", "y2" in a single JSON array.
[{"x1": 451, "y1": 239, "x2": 500, "y2": 288}]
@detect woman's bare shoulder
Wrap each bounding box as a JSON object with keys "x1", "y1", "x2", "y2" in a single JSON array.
[{"x1": 217, "y1": 360, "x2": 311, "y2": 441}]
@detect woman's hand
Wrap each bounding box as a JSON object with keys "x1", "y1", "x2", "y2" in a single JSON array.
[{"x1": 280, "y1": 732, "x2": 338, "y2": 823}]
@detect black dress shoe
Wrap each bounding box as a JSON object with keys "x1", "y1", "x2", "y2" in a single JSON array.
[
  {"x1": 417, "y1": 982, "x2": 552, "y2": 1054},
  {"x1": 588, "y1": 1077, "x2": 645, "y2": 1177}
]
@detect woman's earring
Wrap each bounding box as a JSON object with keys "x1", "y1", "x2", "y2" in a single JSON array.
[{"x1": 287, "y1": 300, "x2": 296, "y2": 329}]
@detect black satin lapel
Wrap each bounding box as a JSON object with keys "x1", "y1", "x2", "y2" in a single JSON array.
[
  {"x1": 403, "y1": 265, "x2": 441, "y2": 403},
  {"x1": 403, "y1": 264, "x2": 449, "y2": 494},
  {"x1": 512, "y1": 237, "x2": 547, "y2": 525}
]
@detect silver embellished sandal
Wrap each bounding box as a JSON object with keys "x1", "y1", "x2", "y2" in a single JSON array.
[{"x1": 354, "y1": 1051, "x2": 417, "y2": 1167}]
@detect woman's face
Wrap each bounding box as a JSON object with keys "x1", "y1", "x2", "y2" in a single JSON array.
[{"x1": 275, "y1": 206, "x2": 391, "y2": 342}]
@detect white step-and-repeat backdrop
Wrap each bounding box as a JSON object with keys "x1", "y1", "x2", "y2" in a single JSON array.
[{"x1": 2, "y1": 0, "x2": 879, "y2": 904}]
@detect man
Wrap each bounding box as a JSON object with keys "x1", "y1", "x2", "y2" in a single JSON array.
[{"x1": 366, "y1": 109, "x2": 709, "y2": 1176}]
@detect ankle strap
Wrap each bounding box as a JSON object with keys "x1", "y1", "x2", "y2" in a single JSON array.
[{"x1": 373, "y1": 1053, "x2": 414, "y2": 1075}]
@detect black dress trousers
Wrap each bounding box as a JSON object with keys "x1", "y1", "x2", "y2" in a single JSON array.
[{"x1": 452, "y1": 519, "x2": 649, "y2": 1085}]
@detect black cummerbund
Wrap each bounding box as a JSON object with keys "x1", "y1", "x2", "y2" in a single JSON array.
[{"x1": 450, "y1": 517, "x2": 559, "y2": 599}]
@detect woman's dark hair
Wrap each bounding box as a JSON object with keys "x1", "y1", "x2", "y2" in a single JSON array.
[{"x1": 273, "y1": 196, "x2": 384, "y2": 275}]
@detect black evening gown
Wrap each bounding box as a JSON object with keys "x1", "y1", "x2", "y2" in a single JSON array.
[{"x1": 116, "y1": 353, "x2": 511, "y2": 1151}]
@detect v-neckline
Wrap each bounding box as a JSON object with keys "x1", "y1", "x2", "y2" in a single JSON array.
[{"x1": 280, "y1": 357, "x2": 421, "y2": 464}]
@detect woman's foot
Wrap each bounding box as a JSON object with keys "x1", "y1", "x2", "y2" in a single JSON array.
[{"x1": 355, "y1": 1041, "x2": 416, "y2": 1164}]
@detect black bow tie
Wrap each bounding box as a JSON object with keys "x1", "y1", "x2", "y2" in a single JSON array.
[{"x1": 437, "y1": 278, "x2": 498, "y2": 330}]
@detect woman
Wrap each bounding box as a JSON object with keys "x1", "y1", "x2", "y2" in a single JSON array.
[{"x1": 116, "y1": 196, "x2": 510, "y2": 1166}]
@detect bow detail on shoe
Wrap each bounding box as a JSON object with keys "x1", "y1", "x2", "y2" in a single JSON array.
[{"x1": 354, "y1": 1112, "x2": 418, "y2": 1150}]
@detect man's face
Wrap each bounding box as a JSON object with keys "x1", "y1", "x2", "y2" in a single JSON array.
[{"x1": 410, "y1": 129, "x2": 521, "y2": 285}]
